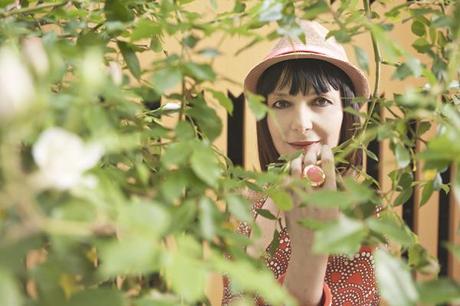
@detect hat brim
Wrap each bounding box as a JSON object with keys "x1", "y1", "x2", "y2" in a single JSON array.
[{"x1": 244, "y1": 52, "x2": 370, "y2": 100}]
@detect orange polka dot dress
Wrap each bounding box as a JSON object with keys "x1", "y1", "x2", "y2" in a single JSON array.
[{"x1": 222, "y1": 195, "x2": 380, "y2": 306}]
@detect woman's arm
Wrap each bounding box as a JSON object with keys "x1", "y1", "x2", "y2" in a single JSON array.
[{"x1": 282, "y1": 144, "x2": 339, "y2": 306}]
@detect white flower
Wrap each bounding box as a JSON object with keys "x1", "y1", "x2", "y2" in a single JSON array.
[
  {"x1": 22, "y1": 37, "x2": 49, "y2": 76},
  {"x1": 162, "y1": 102, "x2": 181, "y2": 111},
  {"x1": 32, "y1": 127, "x2": 104, "y2": 190},
  {"x1": 0, "y1": 47, "x2": 35, "y2": 119}
]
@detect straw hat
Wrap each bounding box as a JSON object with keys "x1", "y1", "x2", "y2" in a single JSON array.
[{"x1": 244, "y1": 20, "x2": 370, "y2": 99}]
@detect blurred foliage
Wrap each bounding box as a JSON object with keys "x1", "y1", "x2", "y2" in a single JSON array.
[{"x1": 0, "y1": 0, "x2": 459, "y2": 305}]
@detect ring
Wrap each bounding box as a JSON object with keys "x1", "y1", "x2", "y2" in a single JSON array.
[{"x1": 302, "y1": 164, "x2": 326, "y2": 187}]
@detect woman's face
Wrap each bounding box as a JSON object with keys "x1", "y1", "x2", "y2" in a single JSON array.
[{"x1": 266, "y1": 84, "x2": 343, "y2": 157}]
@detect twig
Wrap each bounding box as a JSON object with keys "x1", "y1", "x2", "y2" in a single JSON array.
[{"x1": 0, "y1": 1, "x2": 70, "y2": 18}]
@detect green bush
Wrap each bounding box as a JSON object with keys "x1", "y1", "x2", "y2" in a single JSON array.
[{"x1": 0, "y1": 1, "x2": 459, "y2": 305}]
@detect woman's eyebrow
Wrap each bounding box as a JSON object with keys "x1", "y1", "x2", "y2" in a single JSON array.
[{"x1": 271, "y1": 92, "x2": 290, "y2": 97}]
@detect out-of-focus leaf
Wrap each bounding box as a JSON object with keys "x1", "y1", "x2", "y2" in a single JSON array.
[
  {"x1": 161, "y1": 142, "x2": 192, "y2": 168},
  {"x1": 65, "y1": 288, "x2": 126, "y2": 306},
  {"x1": 199, "y1": 197, "x2": 216, "y2": 240},
  {"x1": 187, "y1": 97, "x2": 222, "y2": 141},
  {"x1": 0, "y1": 269, "x2": 22, "y2": 306},
  {"x1": 183, "y1": 62, "x2": 215, "y2": 81},
  {"x1": 367, "y1": 211, "x2": 414, "y2": 247},
  {"x1": 258, "y1": 0, "x2": 283, "y2": 22},
  {"x1": 395, "y1": 144, "x2": 411, "y2": 168},
  {"x1": 227, "y1": 194, "x2": 252, "y2": 222},
  {"x1": 247, "y1": 92, "x2": 268, "y2": 120},
  {"x1": 302, "y1": 1, "x2": 329, "y2": 20},
  {"x1": 190, "y1": 143, "x2": 221, "y2": 187},
  {"x1": 152, "y1": 67, "x2": 182, "y2": 93},
  {"x1": 374, "y1": 249, "x2": 418, "y2": 306},
  {"x1": 118, "y1": 41, "x2": 141, "y2": 79},
  {"x1": 417, "y1": 278, "x2": 460, "y2": 304},
  {"x1": 353, "y1": 45, "x2": 369, "y2": 74},
  {"x1": 268, "y1": 189, "x2": 292, "y2": 211},
  {"x1": 209, "y1": 89, "x2": 233, "y2": 115},
  {"x1": 420, "y1": 181, "x2": 434, "y2": 206},
  {"x1": 131, "y1": 18, "x2": 161, "y2": 41},
  {"x1": 105, "y1": 0, "x2": 133, "y2": 22},
  {"x1": 313, "y1": 215, "x2": 366, "y2": 256},
  {"x1": 411, "y1": 20, "x2": 426, "y2": 36},
  {"x1": 99, "y1": 237, "x2": 159, "y2": 276},
  {"x1": 256, "y1": 208, "x2": 277, "y2": 220},
  {"x1": 163, "y1": 236, "x2": 206, "y2": 302}
]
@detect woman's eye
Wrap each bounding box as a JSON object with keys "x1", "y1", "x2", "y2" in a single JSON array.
[
  {"x1": 272, "y1": 100, "x2": 291, "y2": 109},
  {"x1": 313, "y1": 97, "x2": 332, "y2": 107}
]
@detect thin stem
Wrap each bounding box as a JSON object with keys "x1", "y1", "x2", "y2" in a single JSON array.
[
  {"x1": 0, "y1": 1, "x2": 69, "y2": 18},
  {"x1": 359, "y1": 0, "x2": 382, "y2": 138}
]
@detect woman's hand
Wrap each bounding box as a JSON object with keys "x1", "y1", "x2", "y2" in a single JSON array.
[{"x1": 285, "y1": 143, "x2": 340, "y2": 230}]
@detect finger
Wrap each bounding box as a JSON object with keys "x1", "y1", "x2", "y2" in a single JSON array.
[
  {"x1": 320, "y1": 144, "x2": 337, "y2": 189},
  {"x1": 290, "y1": 154, "x2": 303, "y2": 179},
  {"x1": 303, "y1": 142, "x2": 321, "y2": 168}
]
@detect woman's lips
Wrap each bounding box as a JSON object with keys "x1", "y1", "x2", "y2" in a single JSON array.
[{"x1": 288, "y1": 141, "x2": 320, "y2": 150}]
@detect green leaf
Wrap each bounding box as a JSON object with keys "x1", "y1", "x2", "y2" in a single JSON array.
[
  {"x1": 353, "y1": 46, "x2": 369, "y2": 74},
  {"x1": 394, "y1": 188, "x2": 413, "y2": 206},
  {"x1": 131, "y1": 18, "x2": 161, "y2": 41},
  {"x1": 395, "y1": 144, "x2": 411, "y2": 169},
  {"x1": 411, "y1": 20, "x2": 426, "y2": 36},
  {"x1": 302, "y1": 1, "x2": 329, "y2": 20},
  {"x1": 367, "y1": 211, "x2": 414, "y2": 247},
  {"x1": 0, "y1": 269, "x2": 22, "y2": 306},
  {"x1": 268, "y1": 189, "x2": 292, "y2": 211},
  {"x1": 152, "y1": 67, "x2": 182, "y2": 93},
  {"x1": 246, "y1": 92, "x2": 268, "y2": 120},
  {"x1": 161, "y1": 170, "x2": 188, "y2": 203},
  {"x1": 412, "y1": 37, "x2": 431, "y2": 53},
  {"x1": 66, "y1": 289, "x2": 126, "y2": 306},
  {"x1": 187, "y1": 97, "x2": 222, "y2": 141},
  {"x1": 199, "y1": 197, "x2": 216, "y2": 240},
  {"x1": 99, "y1": 237, "x2": 159, "y2": 276},
  {"x1": 227, "y1": 194, "x2": 252, "y2": 222},
  {"x1": 417, "y1": 278, "x2": 460, "y2": 304},
  {"x1": 197, "y1": 47, "x2": 221, "y2": 58},
  {"x1": 375, "y1": 249, "x2": 418, "y2": 306},
  {"x1": 405, "y1": 57, "x2": 422, "y2": 77},
  {"x1": 182, "y1": 34, "x2": 199, "y2": 48},
  {"x1": 313, "y1": 215, "x2": 366, "y2": 256},
  {"x1": 420, "y1": 182, "x2": 434, "y2": 206},
  {"x1": 105, "y1": 0, "x2": 134, "y2": 22},
  {"x1": 258, "y1": 0, "x2": 283, "y2": 22},
  {"x1": 118, "y1": 201, "x2": 170, "y2": 237},
  {"x1": 267, "y1": 229, "x2": 280, "y2": 256},
  {"x1": 256, "y1": 208, "x2": 277, "y2": 220},
  {"x1": 183, "y1": 63, "x2": 216, "y2": 81},
  {"x1": 118, "y1": 41, "x2": 141, "y2": 79},
  {"x1": 303, "y1": 190, "x2": 351, "y2": 208},
  {"x1": 161, "y1": 142, "x2": 192, "y2": 168},
  {"x1": 190, "y1": 144, "x2": 221, "y2": 187},
  {"x1": 209, "y1": 89, "x2": 233, "y2": 115},
  {"x1": 163, "y1": 236, "x2": 206, "y2": 302}
]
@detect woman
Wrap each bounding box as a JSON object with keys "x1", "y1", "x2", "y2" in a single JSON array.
[{"x1": 222, "y1": 21, "x2": 380, "y2": 306}]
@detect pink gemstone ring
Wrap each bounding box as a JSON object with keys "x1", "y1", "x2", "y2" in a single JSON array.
[{"x1": 302, "y1": 164, "x2": 326, "y2": 187}]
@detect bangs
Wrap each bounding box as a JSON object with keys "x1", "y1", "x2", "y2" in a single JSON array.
[{"x1": 256, "y1": 59, "x2": 355, "y2": 97}]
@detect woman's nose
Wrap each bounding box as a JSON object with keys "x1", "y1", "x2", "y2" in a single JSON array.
[{"x1": 290, "y1": 106, "x2": 313, "y2": 132}]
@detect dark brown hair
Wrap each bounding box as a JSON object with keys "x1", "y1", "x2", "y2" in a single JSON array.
[{"x1": 255, "y1": 59, "x2": 363, "y2": 175}]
